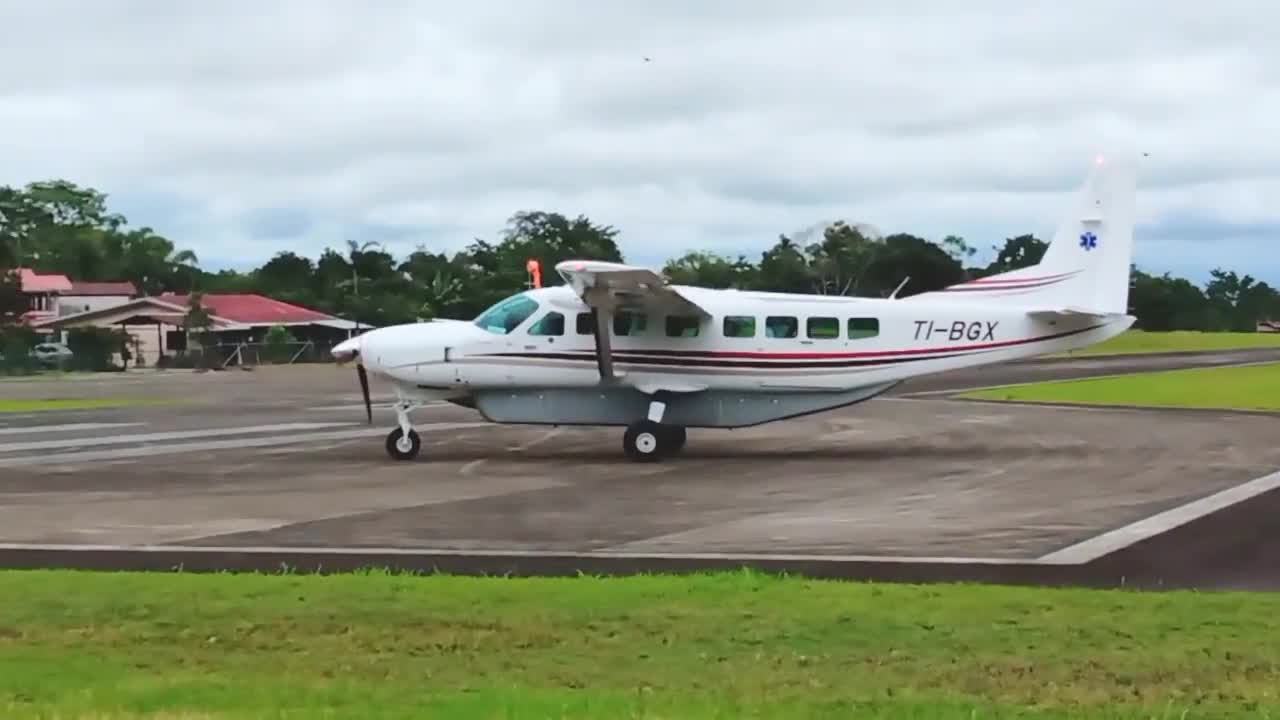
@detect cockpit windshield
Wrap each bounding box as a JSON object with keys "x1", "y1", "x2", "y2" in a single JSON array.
[{"x1": 473, "y1": 294, "x2": 539, "y2": 334}]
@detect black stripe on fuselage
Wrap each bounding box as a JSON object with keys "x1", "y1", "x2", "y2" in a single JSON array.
[
  {"x1": 478, "y1": 322, "x2": 1109, "y2": 370},
  {"x1": 483, "y1": 350, "x2": 971, "y2": 370}
]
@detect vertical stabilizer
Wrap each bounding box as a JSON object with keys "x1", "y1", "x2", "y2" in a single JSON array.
[{"x1": 922, "y1": 154, "x2": 1139, "y2": 314}]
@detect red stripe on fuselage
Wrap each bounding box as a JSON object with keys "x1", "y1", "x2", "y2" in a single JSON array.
[
  {"x1": 500, "y1": 323, "x2": 1108, "y2": 362},
  {"x1": 957, "y1": 270, "x2": 1080, "y2": 286}
]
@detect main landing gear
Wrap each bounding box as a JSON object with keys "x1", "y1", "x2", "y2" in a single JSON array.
[
  {"x1": 622, "y1": 393, "x2": 687, "y2": 462},
  {"x1": 385, "y1": 400, "x2": 423, "y2": 461},
  {"x1": 623, "y1": 420, "x2": 686, "y2": 461}
]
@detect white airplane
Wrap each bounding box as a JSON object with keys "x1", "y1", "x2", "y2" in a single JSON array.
[{"x1": 333, "y1": 154, "x2": 1139, "y2": 462}]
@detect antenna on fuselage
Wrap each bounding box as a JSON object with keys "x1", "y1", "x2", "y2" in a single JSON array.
[{"x1": 888, "y1": 276, "x2": 911, "y2": 299}]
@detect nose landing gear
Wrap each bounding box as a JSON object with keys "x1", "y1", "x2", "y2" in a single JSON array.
[
  {"x1": 386, "y1": 427, "x2": 421, "y2": 460},
  {"x1": 385, "y1": 400, "x2": 423, "y2": 461}
]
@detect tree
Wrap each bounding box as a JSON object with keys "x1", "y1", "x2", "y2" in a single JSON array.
[
  {"x1": 5, "y1": 170, "x2": 1278, "y2": 337},
  {"x1": 754, "y1": 235, "x2": 812, "y2": 294},
  {"x1": 183, "y1": 292, "x2": 215, "y2": 368},
  {"x1": 862, "y1": 233, "x2": 967, "y2": 297},
  {"x1": 982, "y1": 234, "x2": 1048, "y2": 276},
  {"x1": 939, "y1": 234, "x2": 977, "y2": 266},
  {"x1": 0, "y1": 269, "x2": 24, "y2": 325},
  {"x1": 500, "y1": 210, "x2": 624, "y2": 273},
  {"x1": 0, "y1": 179, "x2": 200, "y2": 295},
  {"x1": 662, "y1": 251, "x2": 756, "y2": 289},
  {"x1": 262, "y1": 324, "x2": 295, "y2": 364},
  {"x1": 804, "y1": 221, "x2": 882, "y2": 295},
  {"x1": 254, "y1": 251, "x2": 319, "y2": 307},
  {"x1": 1128, "y1": 269, "x2": 1212, "y2": 331}
]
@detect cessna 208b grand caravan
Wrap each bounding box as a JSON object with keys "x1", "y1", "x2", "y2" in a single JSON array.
[{"x1": 333, "y1": 154, "x2": 1139, "y2": 462}]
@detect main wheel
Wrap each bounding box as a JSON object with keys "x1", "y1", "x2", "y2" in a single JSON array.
[
  {"x1": 661, "y1": 425, "x2": 687, "y2": 454},
  {"x1": 385, "y1": 427, "x2": 421, "y2": 461},
  {"x1": 623, "y1": 420, "x2": 666, "y2": 462}
]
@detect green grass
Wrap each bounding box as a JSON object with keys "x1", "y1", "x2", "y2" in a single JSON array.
[
  {"x1": 1061, "y1": 329, "x2": 1280, "y2": 356},
  {"x1": 1, "y1": 569, "x2": 1279, "y2": 718},
  {"x1": 959, "y1": 361, "x2": 1280, "y2": 411},
  {"x1": 0, "y1": 397, "x2": 178, "y2": 412}
]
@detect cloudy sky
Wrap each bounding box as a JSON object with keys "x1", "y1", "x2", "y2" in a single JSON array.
[{"x1": 2, "y1": 0, "x2": 1276, "y2": 284}]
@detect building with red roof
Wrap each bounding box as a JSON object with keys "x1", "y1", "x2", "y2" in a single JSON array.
[
  {"x1": 58, "y1": 280, "x2": 139, "y2": 317},
  {"x1": 156, "y1": 293, "x2": 337, "y2": 325},
  {"x1": 31, "y1": 291, "x2": 360, "y2": 367},
  {"x1": 13, "y1": 268, "x2": 74, "y2": 325}
]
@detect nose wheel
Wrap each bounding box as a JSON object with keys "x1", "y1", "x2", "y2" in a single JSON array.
[
  {"x1": 386, "y1": 427, "x2": 421, "y2": 461},
  {"x1": 384, "y1": 400, "x2": 423, "y2": 461}
]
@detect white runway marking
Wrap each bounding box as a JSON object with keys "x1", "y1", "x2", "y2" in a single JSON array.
[
  {"x1": 0, "y1": 422, "x2": 146, "y2": 436},
  {"x1": 0, "y1": 422, "x2": 490, "y2": 467},
  {"x1": 0, "y1": 422, "x2": 352, "y2": 453},
  {"x1": 1037, "y1": 469, "x2": 1280, "y2": 564}
]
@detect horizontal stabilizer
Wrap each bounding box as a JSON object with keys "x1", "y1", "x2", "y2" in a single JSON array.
[{"x1": 1027, "y1": 307, "x2": 1134, "y2": 321}]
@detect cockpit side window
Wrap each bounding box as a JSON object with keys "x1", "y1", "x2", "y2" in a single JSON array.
[
  {"x1": 473, "y1": 295, "x2": 539, "y2": 335},
  {"x1": 527, "y1": 311, "x2": 565, "y2": 336}
]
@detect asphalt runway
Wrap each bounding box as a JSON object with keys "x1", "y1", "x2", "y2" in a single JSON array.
[{"x1": 1, "y1": 348, "x2": 1278, "y2": 590}]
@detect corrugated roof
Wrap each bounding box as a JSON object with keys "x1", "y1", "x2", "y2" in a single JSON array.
[
  {"x1": 18, "y1": 268, "x2": 73, "y2": 293},
  {"x1": 67, "y1": 281, "x2": 138, "y2": 296},
  {"x1": 158, "y1": 293, "x2": 336, "y2": 324}
]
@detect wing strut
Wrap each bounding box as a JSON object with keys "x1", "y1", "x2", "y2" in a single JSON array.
[{"x1": 590, "y1": 306, "x2": 618, "y2": 381}]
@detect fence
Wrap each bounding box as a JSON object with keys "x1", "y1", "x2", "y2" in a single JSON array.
[{"x1": 152, "y1": 340, "x2": 341, "y2": 370}]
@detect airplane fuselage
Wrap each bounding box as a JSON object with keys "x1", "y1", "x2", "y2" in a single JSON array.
[
  {"x1": 354, "y1": 284, "x2": 1133, "y2": 405},
  {"x1": 334, "y1": 153, "x2": 1140, "y2": 460}
]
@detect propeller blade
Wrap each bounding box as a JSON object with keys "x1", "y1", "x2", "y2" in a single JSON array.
[{"x1": 356, "y1": 363, "x2": 372, "y2": 425}]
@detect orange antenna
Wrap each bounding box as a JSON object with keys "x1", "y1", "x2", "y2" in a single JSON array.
[{"x1": 526, "y1": 258, "x2": 541, "y2": 288}]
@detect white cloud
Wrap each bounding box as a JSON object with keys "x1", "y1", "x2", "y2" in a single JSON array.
[{"x1": 2, "y1": 0, "x2": 1277, "y2": 282}]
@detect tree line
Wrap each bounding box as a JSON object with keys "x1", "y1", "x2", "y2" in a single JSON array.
[{"x1": 3, "y1": 179, "x2": 1278, "y2": 334}]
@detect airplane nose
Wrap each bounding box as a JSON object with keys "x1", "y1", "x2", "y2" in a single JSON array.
[{"x1": 332, "y1": 336, "x2": 361, "y2": 363}]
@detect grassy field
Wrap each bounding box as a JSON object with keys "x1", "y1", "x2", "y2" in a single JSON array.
[
  {"x1": 959, "y1": 361, "x2": 1280, "y2": 411},
  {"x1": 1, "y1": 569, "x2": 1278, "y2": 718},
  {"x1": 0, "y1": 397, "x2": 177, "y2": 412},
  {"x1": 1061, "y1": 329, "x2": 1280, "y2": 356}
]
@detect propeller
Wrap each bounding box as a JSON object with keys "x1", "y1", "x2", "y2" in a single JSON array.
[
  {"x1": 356, "y1": 360, "x2": 372, "y2": 425},
  {"x1": 334, "y1": 343, "x2": 373, "y2": 425}
]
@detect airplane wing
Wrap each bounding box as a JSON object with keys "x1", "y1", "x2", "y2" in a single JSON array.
[
  {"x1": 554, "y1": 260, "x2": 712, "y2": 387},
  {"x1": 554, "y1": 260, "x2": 711, "y2": 317}
]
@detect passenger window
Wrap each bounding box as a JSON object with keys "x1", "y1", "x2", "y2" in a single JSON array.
[
  {"x1": 613, "y1": 311, "x2": 647, "y2": 336},
  {"x1": 722, "y1": 316, "x2": 755, "y2": 338},
  {"x1": 807, "y1": 317, "x2": 839, "y2": 339},
  {"x1": 576, "y1": 312, "x2": 595, "y2": 335},
  {"x1": 848, "y1": 317, "x2": 880, "y2": 339},
  {"x1": 665, "y1": 315, "x2": 700, "y2": 337},
  {"x1": 764, "y1": 316, "x2": 797, "y2": 338},
  {"x1": 528, "y1": 311, "x2": 565, "y2": 336}
]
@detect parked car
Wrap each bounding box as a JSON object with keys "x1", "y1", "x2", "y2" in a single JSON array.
[{"x1": 30, "y1": 342, "x2": 74, "y2": 365}]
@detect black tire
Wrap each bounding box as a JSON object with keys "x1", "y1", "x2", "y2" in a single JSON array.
[
  {"x1": 385, "y1": 427, "x2": 421, "y2": 461},
  {"x1": 662, "y1": 425, "x2": 687, "y2": 454},
  {"x1": 623, "y1": 420, "x2": 666, "y2": 462}
]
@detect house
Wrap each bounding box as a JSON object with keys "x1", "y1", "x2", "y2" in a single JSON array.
[
  {"x1": 58, "y1": 281, "x2": 139, "y2": 316},
  {"x1": 13, "y1": 268, "x2": 73, "y2": 325},
  {"x1": 8, "y1": 269, "x2": 138, "y2": 326},
  {"x1": 1259, "y1": 320, "x2": 1280, "y2": 333},
  {"x1": 31, "y1": 292, "x2": 362, "y2": 366}
]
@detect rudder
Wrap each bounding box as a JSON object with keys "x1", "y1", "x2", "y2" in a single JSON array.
[{"x1": 923, "y1": 154, "x2": 1138, "y2": 314}]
